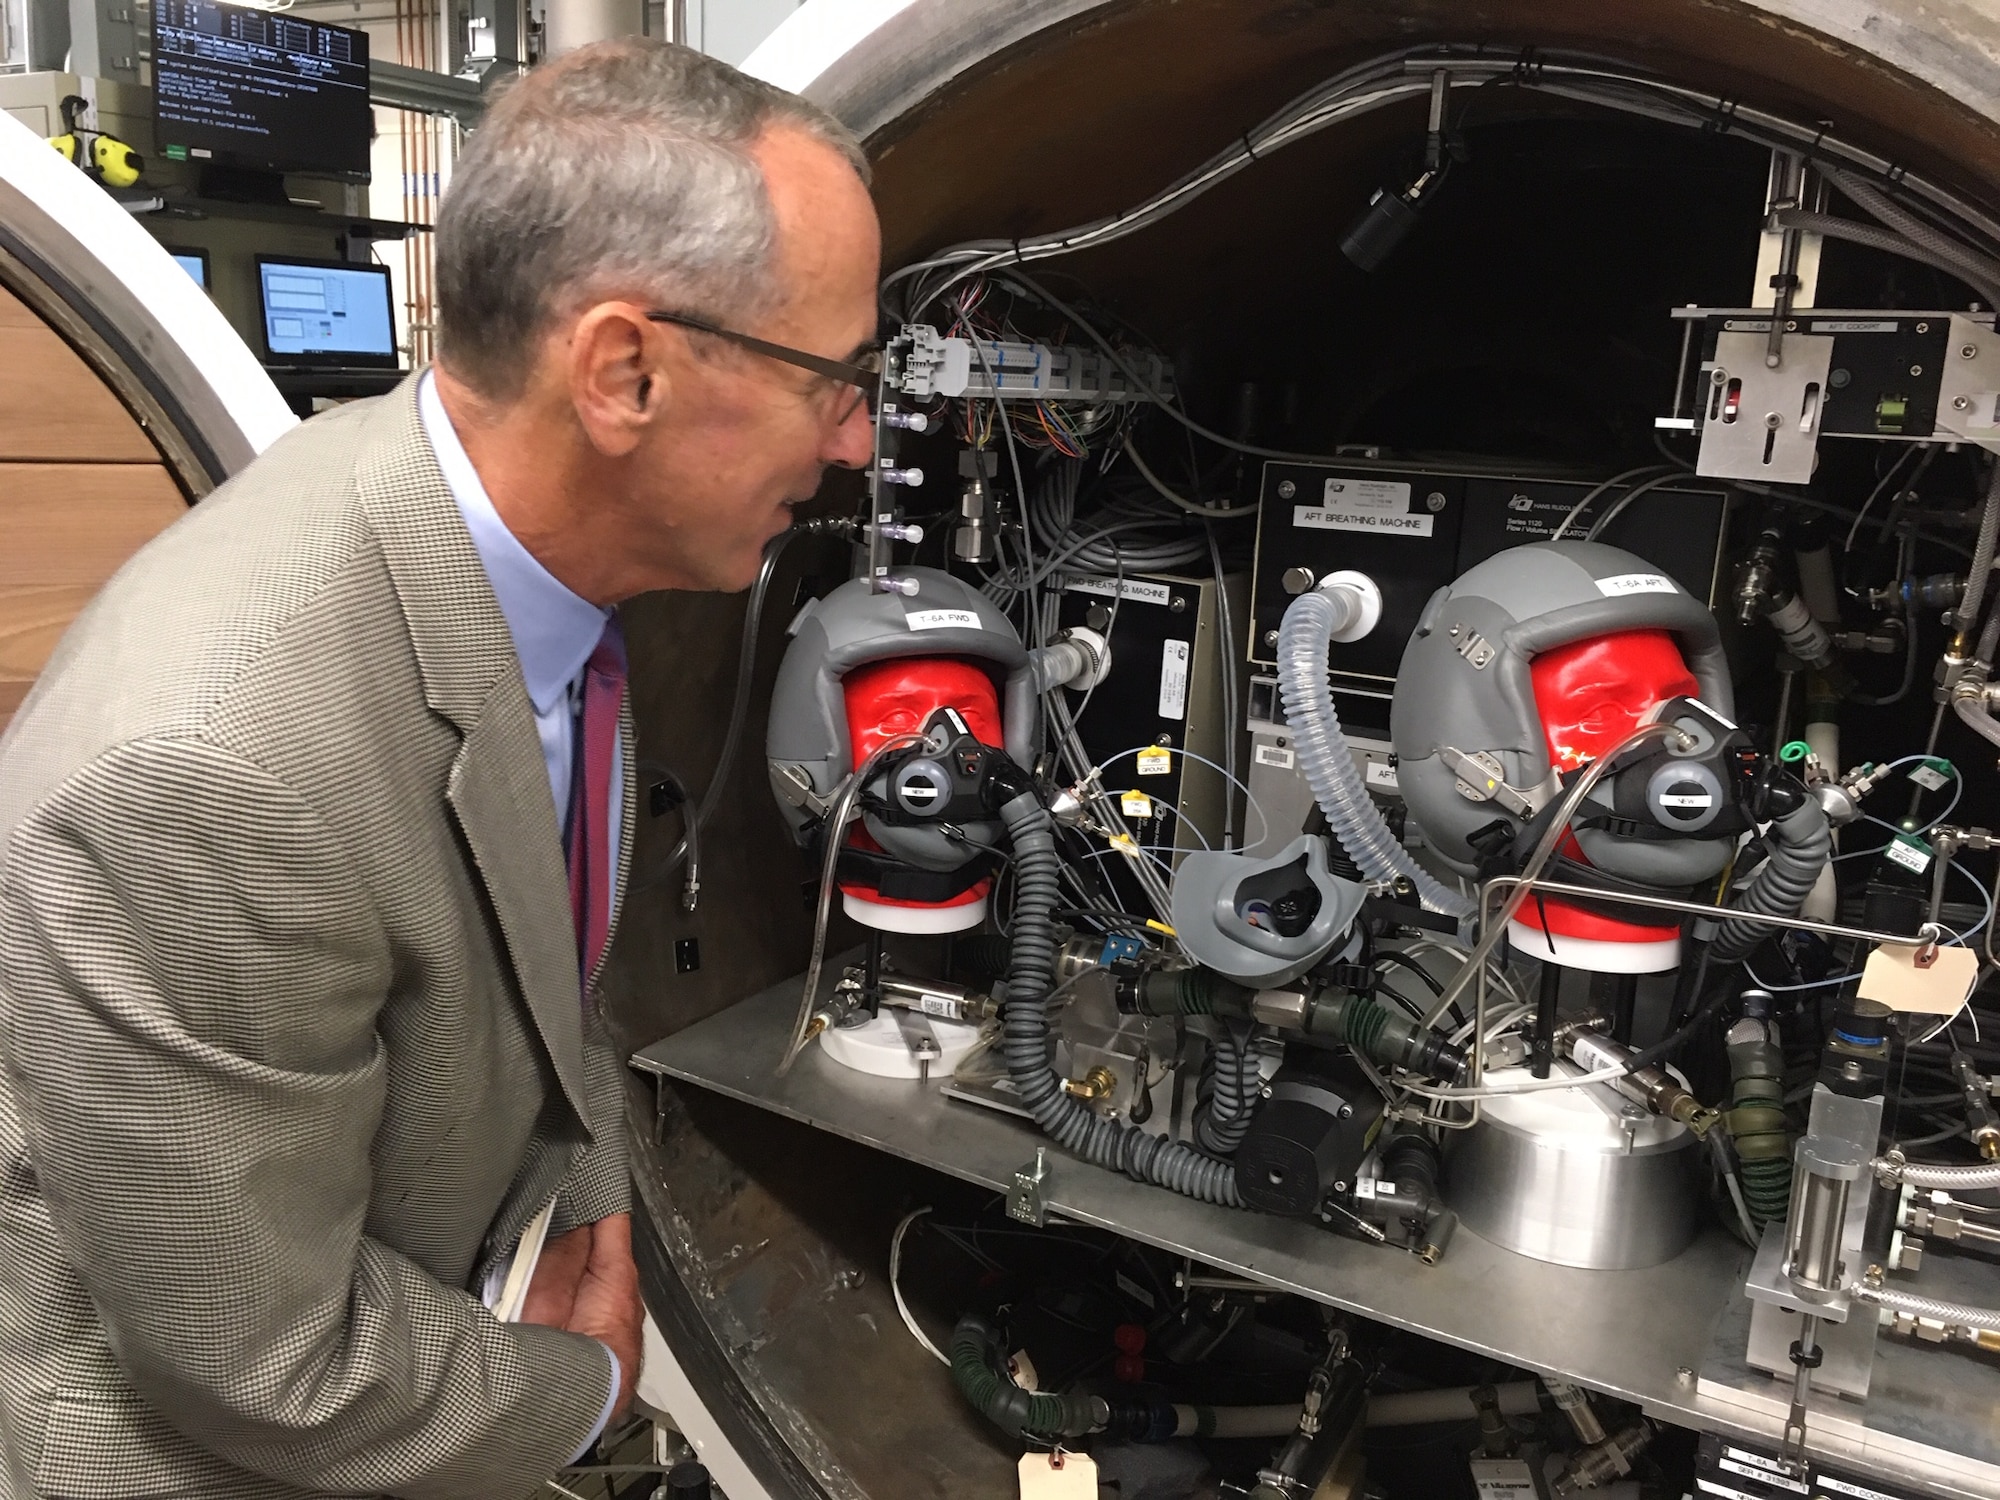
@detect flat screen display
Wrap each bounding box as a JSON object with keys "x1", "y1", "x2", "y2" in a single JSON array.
[
  {"x1": 255, "y1": 257, "x2": 398, "y2": 369},
  {"x1": 154, "y1": 0, "x2": 371, "y2": 182},
  {"x1": 166, "y1": 247, "x2": 210, "y2": 289}
]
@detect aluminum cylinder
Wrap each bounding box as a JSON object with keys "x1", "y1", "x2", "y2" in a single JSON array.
[{"x1": 1447, "y1": 1067, "x2": 1698, "y2": 1269}]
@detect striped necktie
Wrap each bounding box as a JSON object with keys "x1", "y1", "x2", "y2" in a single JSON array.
[{"x1": 565, "y1": 617, "x2": 626, "y2": 983}]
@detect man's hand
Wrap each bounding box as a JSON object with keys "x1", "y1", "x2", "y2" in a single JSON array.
[
  {"x1": 568, "y1": 1213, "x2": 643, "y2": 1419},
  {"x1": 520, "y1": 1214, "x2": 642, "y2": 1421},
  {"x1": 519, "y1": 1223, "x2": 593, "y2": 1329}
]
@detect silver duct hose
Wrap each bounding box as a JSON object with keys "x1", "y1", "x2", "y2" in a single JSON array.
[
  {"x1": 1951, "y1": 457, "x2": 2000, "y2": 655},
  {"x1": 1775, "y1": 209, "x2": 2000, "y2": 312},
  {"x1": 1872, "y1": 1155, "x2": 2000, "y2": 1191},
  {"x1": 1821, "y1": 166, "x2": 2000, "y2": 304},
  {"x1": 1276, "y1": 590, "x2": 1474, "y2": 919},
  {"x1": 1852, "y1": 1280, "x2": 2000, "y2": 1333},
  {"x1": 997, "y1": 788, "x2": 1243, "y2": 1206},
  {"x1": 1710, "y1": 796, "x2": 1834, "y2": 963}
]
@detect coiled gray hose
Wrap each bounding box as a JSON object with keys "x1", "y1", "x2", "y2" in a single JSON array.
[
  {"x1": 1193, "y1": 1022, "x2": 1263, "y2": 1157},
  {"x1": 1873, "y1": 1155, "x2": 2000, "y2": 1191},
  {"x1": 1852, "y1": 1281, "x2": 2000, "y2": 1332},
  {"x1": 1775, "y1": 209, "x2": 2000, "y2": 313},
  {"x1": 1710, "y1": 796, "x2": 1833, "y2": 964},
  {"x1": 997, "y1": 789, "x2": 1243, "y2": 1205}
]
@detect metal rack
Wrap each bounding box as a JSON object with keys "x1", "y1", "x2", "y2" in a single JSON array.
[{"x1": 633, "y1": 973, "x2": 2000, "y2": 1499}]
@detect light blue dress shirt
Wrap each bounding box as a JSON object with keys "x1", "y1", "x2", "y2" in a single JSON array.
[
  {"x1": 415, "y1": 370, "x2": 622, "y2": 1458},
  {"x1": 416, "y1": 371, "x2": 624, "y2": 906}
]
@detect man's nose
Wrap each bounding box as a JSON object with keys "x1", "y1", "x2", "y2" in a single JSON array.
[{"x1": 822, "y1": 398, "x2": 877, "y2": 469}]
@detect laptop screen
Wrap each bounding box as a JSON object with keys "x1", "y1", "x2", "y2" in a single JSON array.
[{"x1": 255, "y1": 257, "x2": 398, "y2": 369}]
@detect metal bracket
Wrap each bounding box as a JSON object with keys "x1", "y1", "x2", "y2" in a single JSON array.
[
  {"x1": 1440, "y1": 746, "x2": 1539, "y2": 816},
  {"x1": 1008, "y1": 1147, "x2": 1052, "y2": 1226}
]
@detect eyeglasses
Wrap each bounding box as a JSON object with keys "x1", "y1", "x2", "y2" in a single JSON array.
[{"x1": 646, "y1": 310, "x2": 881, "y2": 425}]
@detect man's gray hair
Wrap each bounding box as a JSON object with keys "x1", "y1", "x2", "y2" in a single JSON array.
[{"x1": 435, "y1": 38, "x2": 868, "y2": 399}]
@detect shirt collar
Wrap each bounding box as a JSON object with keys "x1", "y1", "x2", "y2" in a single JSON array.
[{"x1": 417, "y1": 369, "x2": 610, "y2": 716}]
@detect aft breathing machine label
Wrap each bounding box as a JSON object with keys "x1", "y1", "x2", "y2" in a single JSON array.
[{"x1": 1293, "y1": 477, "x2": 1432, "y2": 537}]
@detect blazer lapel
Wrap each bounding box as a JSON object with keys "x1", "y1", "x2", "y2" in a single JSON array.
[{"x1": 350, "y1": 376, "x2": 592, "y2": 1131}]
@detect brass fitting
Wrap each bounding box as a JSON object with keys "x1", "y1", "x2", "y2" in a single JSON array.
[{"x1": 1063, "y1": 1066, "x2": 1118, "y2": 1103}]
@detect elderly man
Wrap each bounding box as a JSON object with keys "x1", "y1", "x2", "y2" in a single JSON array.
[{"x1": 0, "y1": 38, "x2": 877, "y2": 1500}]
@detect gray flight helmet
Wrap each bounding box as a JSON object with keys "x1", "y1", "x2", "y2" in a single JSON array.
[
  {"x1": 767, "y1": 567, "x2": 1035, "y2": 868},
  {"x1": 1390, "y1": 542, "x2": 1734, "y2": 881}
]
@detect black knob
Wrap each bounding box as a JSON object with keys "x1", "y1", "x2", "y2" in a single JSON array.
[{"x1": 665, "y1": 1460, "x2": 714, "y2": 1500}]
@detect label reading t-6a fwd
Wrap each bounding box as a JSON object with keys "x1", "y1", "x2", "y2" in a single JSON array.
[{"x1": 1293, "y1": 477, "x2": 1433, "y2": 537}]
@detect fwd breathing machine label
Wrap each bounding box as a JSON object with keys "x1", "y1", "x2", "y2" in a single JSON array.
[
  {"x1": 1293, "y1": 477, "x2": 1432, "y2": 537},
  {"x1": 1066, "y1": 576, "x2": 1173, "y2": 607}
]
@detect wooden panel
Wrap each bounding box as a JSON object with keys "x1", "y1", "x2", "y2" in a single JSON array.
[
  {"x1": 0, "y1": 463, "x2": 188, "y2": 730},
  {"x1": 0, "y1": 286, "x2": 160, "y2": 461}
]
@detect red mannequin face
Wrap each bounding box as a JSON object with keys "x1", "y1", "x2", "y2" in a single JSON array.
[
  {"x1": 1530, "y1": 629, "x2": 1699, "y2": 769},
  {"x1": 842, "y1": 657, "x2": 1004, "y2": 764}
]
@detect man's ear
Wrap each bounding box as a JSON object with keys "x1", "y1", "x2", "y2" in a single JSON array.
[{"x1": 568, "y1": 302, "x2": 668, "y2": 457}]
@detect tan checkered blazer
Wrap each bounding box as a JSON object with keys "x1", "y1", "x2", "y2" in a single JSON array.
[{"x1": 0, "y1": 376, "x2": 635, "y2": 1500}]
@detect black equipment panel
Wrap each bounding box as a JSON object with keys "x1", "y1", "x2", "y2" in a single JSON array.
[
  {"x1": 1249, "y1": 466, "x2": 1467, "y2": 682},
  {"x1": 1250, "y1": 463, "x2": 1727, "y2": 684}
]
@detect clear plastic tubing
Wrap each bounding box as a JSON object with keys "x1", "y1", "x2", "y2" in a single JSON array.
[{"x1": 1276, "y1": 589, "x2": 1474, "y2": 919}]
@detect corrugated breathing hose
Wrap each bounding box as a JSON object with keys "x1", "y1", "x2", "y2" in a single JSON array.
[
  {"x1": 996, "y1": 786, "x2": 1244, "y2": 1206},
  {"x1": 1709, "y1": 793, "x2": 1832, "y2": 964},
  {"x1": 951, "y1": 1315, "x2": 1105, "y2": 1439},
  {"x1": 1725, "y1": 1013, "x2": 1791, "y2": 1229},
  {"x1": 1194, "y1": 1021, "x2": 1263, "y2": 1157}
]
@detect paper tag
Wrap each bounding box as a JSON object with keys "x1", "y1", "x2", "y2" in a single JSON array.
[
  {"x1": 1137, "y1": 747, "x2": 1172, "y2": 776},
  {"x1": 1065, "y1": 575, "x2": 1172, "y2": 607},
  {"x1": 1882, "y1": 835, "x2": 1932, "y2": 875},
  {"x1": 1019, "y1": 1452, "x2": 1097, "y2": 1499},
  {"x1": 918, "y1": 993, "x2": 959, "y2": 1019},
  {"x1": 1120, "y1": 790, "x2": 1154, "y2": 819},
  {"x1": 1908, "y1": 760, "x2": 1953, "y2": 792},
  {"x1": 906, "y1": 608, "x2": 981, "y2": 631},
  {"x1": 1858, "y1": 943, "x2": 1979, "y2": 1015},
  {"x1": 1254, "y1": 742, "x2": 1295, "y2": 770},
  {"x1": 1158, "y1": 639, "x2": 1190, "y2": 720},
  {"x1": 1596, "y1": 572, "x2": 1678, "y2": 597},
  {"x1": 1366, "y1": 760, "x2": 1400, "y2": 790}
]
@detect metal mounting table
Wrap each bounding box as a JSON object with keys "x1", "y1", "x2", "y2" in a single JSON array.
[{"x1": 633, "y1": 973, "x2": 2000, "y2": 1498}]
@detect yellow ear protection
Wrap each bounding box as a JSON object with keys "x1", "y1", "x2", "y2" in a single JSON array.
[
  {"x1": 47, "y1": 95, "x2": 143, "y2": 189},
  {"x1": 91, "y1": 134, "x2": 144, "y2": 189}
]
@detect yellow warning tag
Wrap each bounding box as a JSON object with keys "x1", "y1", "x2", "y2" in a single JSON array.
[
  {"x1": 1858, "y1": 943, "x2": 1980, "y2": 1016},
  {"x1": 1018, "y1": 1452, "x2": 1098, "y2": 1499},
  {"x1": 1119, "y1": 790, "x2": 1154, "y2": 819},
  {"x1": 1136, "y1": 747, "x2": 1172, "y2": 777}
]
